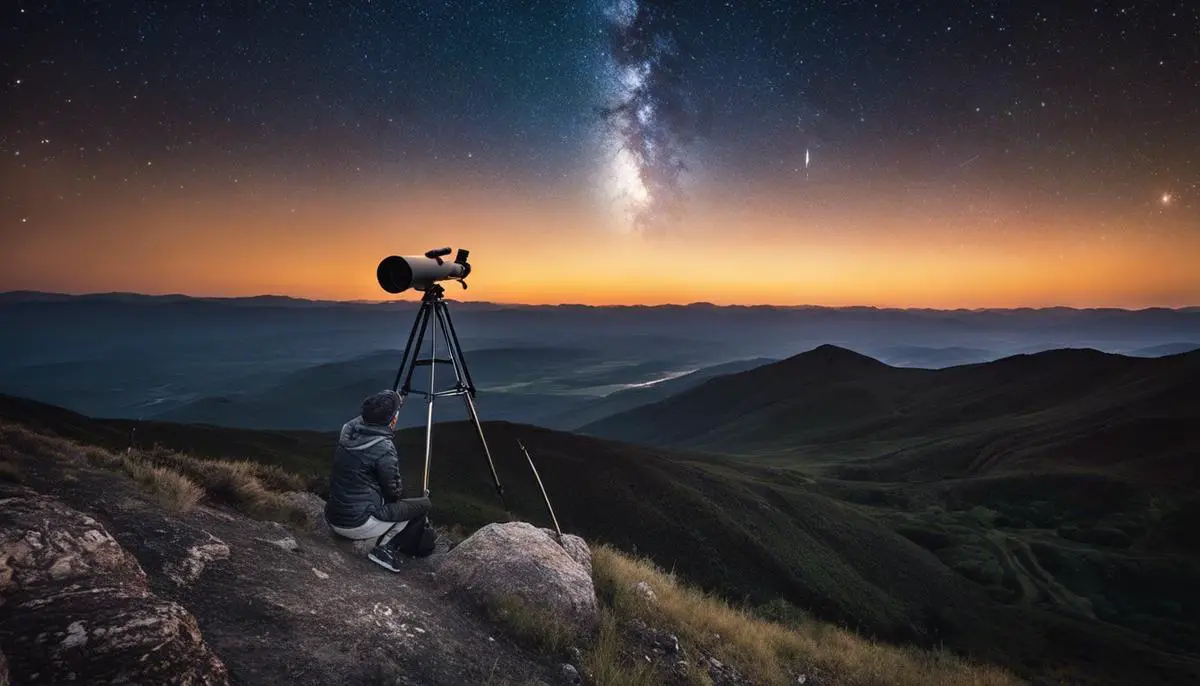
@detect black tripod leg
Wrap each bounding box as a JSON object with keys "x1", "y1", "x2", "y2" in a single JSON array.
[
  {"x1": 464, "y1": 390, "x2": 506, "y2": 509},
  {"x1": 440, "y1": 301, "x2": 478, "y2": 396},
  {"x1": 399, "y1": 302, "x2": 434, "y2": 393},
  {"x1": 391, "y1": 299, "x2": 427, "y2": 393},
  {"x1": 433, "y1": 303, "x2": 506, "y2": 509}
]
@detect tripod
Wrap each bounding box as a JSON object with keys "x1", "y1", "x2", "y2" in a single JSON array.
[{"x1": 391, "y1": 284, "x2": 505, "y2": 507}]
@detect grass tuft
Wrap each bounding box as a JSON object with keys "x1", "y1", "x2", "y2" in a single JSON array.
[
  {"x1": 120, "y1": 456, "x2": 204, "y2": 514},
  {"x1": 133, "y1": 446, "x2": 317, "y2": 529},
  {"x1": 591, "y1": 543, "x2": 1021, "y2": 686},
  {"x1": 482, "y1": 593, "x2": 576, "y2": 656},
  {"x1": 581, "y1": 608, "x2": 659, "y2": 686}
]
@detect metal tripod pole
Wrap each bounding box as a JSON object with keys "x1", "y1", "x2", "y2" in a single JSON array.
[
  {"x1": 434, "y1": 300, "x2": 506, "y2": 508},
  {"x1": 390, "y1": 285, "x2": 505, "y2": 507},
  {"x1": 422, "y1": 308, "x2": 437, "y2": 496}
]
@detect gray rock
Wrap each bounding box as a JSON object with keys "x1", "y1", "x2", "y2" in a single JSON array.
[
  {"x1": 540, "y1": 527, "x2": 592, "y2": 576},
  {"x1": 282, "y1": 491, "x2": 329, "y2": 535},
  {"x1": 259, "y1": 535, "x2": 300, "y2": 551},
  {"x1": 434, "y1": 522, "x2": 599, "y2": 641},
  {"x1": 0, "y1": 494, "x2": 229, "y2": 685},
  {"x1": 633, "y1": 580, "x2": 657, "y2": 602},
  {"x1": 560, "y1": 662, "x2": 581, "y2": 684},
  {"x1": 163, "y1": 533, "x2": 231, "y2": 586}
]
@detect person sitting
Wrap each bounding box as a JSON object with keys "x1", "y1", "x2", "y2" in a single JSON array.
[{"x1": 324, "y1": 389, "x2": 432, "y2": 572}]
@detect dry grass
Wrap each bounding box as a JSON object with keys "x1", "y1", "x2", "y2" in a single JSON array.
[
  {"x1": 120, "y1": 456, "x2": 204, "y2": 514},
  {"x1": 483, "y1": 593, "x2": 577, "y2": 656},
  {"x1": 582, "y1": 608, "x2": 659, "y2": 686},
  {"x1": 132, "y1": 446, "x2": 316, "y2": 529},
  {"x1": 0, "y1": 422, "x2": 314, "y2": 529},
  {"x1": 592, "y1": 544, "x2": 1023, "y2": 686}
]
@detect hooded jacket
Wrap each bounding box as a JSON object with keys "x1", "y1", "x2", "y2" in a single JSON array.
[{"x1": 324, "y1": 415, "x2": 410, "y2": 528}]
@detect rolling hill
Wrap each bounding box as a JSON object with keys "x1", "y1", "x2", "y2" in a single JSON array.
[
  {"x1": 152, "y1": 346, "x2": 604, "y2": 430},
  {"x1": 537, "y1": 357, "x2": 777, "y2": 430},
  {"x1": 3, "y1": 385, "x2": 1199, "y2": 684},
  {"x1": 580, "y1": 345, "x2": 1199, "y2": 487}
]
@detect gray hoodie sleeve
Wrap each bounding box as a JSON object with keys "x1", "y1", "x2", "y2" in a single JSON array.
[{"x1": 374, "y1": 441, "x2": 403, "y2": 502}]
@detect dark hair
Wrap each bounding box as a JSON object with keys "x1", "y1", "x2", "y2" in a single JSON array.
[{"x1": 361, "y1": 390, "x2": 400, "y2": 425}]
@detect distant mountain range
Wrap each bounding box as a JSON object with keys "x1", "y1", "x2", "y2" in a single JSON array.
[
  {"x1": 4, "y1": 291, "x2": 1200, "y2": 438},
  {"x1": 4, "y1": 289, "x2": 1199, "y2": 313}
]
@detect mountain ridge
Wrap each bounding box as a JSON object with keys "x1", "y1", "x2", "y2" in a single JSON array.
[
  {"x1": 3, "y1": 290, "x2": 1197, "y2": 313},
  {"x1": 580, "y1": 344, "x2": 1200, "y2": 487}
]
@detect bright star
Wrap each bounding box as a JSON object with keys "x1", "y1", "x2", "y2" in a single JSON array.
[{"x1": 1161, "y1": 192, "x2": 1173, "y2": 206}]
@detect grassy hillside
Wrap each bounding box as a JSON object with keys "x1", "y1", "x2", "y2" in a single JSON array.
[
  {"x1": 579, "y1": 346, "x2": 1198, "y2": 486},
  {"x1": 2, "y1": 392, "x2": 1197, "y2": 684},
  {"x1": 0, "y1": 418, "x2": 1023, "y2": 686}
]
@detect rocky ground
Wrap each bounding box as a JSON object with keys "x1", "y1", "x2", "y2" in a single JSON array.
[{"x1": 0, "y1": 443, "x2": 580, "y2": 685}]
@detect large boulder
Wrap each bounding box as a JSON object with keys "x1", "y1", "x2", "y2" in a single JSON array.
[
  {"x1": 0, "y1": 494, "x2": 229, "y2": 685},
  {"x1": 434, "y1": 522, "x2": 599, "y2": 642}
]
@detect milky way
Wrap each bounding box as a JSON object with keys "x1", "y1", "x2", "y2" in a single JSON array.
[{"x1": 597, "y1": 0, "x2": 700, "y2": 235}]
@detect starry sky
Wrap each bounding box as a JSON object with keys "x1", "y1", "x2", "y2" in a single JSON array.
[{"x1": 2, "y1": 1, "x2": 1197, "y2": 307}]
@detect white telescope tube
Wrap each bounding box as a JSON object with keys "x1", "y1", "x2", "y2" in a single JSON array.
[{"x1": 377, "y1": 252, "x2": 470, "y2": 293}]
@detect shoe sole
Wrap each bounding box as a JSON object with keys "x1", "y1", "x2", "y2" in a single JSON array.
[{"x1": 367, "y1": 553, "x2": 403, "y2": 572}]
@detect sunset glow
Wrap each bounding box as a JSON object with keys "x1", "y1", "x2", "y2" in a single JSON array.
[{"x1": 2, "y1": 3, "x2": 1196, "y2": 309}]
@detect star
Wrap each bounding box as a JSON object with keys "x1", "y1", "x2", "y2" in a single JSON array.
[{"x1": 1160, "y1": 192, "x2": 1173, "y2": 206}]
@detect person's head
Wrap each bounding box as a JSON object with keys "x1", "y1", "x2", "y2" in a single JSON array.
[{"x1": 361, "y1": 389, "x2": 403, "y2": 429}]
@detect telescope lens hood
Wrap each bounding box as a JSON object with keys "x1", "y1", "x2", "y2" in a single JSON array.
[{"x1": 377, "y1": 256, "x2": 414, "y2": 293}]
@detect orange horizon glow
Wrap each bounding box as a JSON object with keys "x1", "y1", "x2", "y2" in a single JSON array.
[{"x1": 4, "y1": 171, "x2": 1197, "y2": 310}]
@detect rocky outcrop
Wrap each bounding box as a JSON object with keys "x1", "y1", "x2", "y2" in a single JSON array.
[
  {"x1": 0, "y1": 493, "x2": 229, "y2": 685},
  {"x1": 434, "y1": 522, "x2": 599, "y2": 642},
  {"x1": 282, "y1": 490, "x2": 330, "y2": 535}
]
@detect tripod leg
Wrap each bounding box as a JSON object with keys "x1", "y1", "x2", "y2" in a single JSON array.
[
  {"x1": 434, "y1": 303, "x2": 506, "y2": 509},
  {"x1": 440, "y1": 301, "x2": 478, "y2": 396},
  {"x1": 422, "y1": 306, "x2": 438, "y2": 496},
  {"x1": 400, "y1": 302, "x2": 433, "y2": 394},
  {"x1": 391, "y1": 300, "x2": 427, "y2": 393}
]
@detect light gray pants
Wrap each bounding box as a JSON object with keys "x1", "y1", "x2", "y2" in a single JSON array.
[{"x1": 330, "y1": 516, "x2": 409, "y2": 547}]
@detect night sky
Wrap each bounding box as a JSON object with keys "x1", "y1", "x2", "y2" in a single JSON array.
[{"x1": 2, "y1": 1, "x2": 1197, "y2": 307}]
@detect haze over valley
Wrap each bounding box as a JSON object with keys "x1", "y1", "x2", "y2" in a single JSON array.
[{"x1": 3, "y1": 291, "x2": 1198, "y2": 433}]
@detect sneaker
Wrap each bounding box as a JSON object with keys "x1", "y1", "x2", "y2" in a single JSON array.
[{"x1": 367, "y1": 545, "x2": 403, "y2": 573}]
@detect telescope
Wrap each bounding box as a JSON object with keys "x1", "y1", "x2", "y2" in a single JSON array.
[
  {"x1": 377, "y1": 247, "x2": 565, "y2": 542},
  {"x1": 377, "y1": 247, "x2": 471, "y2": 293}
]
